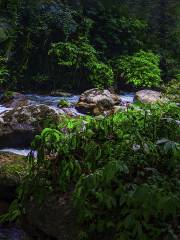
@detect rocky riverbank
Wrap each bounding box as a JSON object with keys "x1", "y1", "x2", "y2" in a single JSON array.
[{"x1": 0, "y1": 88, "x2": 170, "y2": 240}]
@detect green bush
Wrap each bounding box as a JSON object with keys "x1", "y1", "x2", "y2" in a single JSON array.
[
  {"x1": 87, "y1": 4, "x2": 147, "y2": 57},
  {"x1": 58, "y1": 99, "x2": 70, "y2": 108},
  {"x1": 113, "y1": 50, "x2": 161, "y2": 88},
  {"x1": 163, "y1": 79, "x2": 180, "y2": 103},
  {"x1": 49, "y1": 40, "x2": 97, "y2": 68},
  {"x1": 89, "y1": 62, "x2": 114, "y2": 88},
  {"x1": 4, "y1": 103, "x2": 180, "y2": 240},
  {"x1": 49, "y1": 38, "x2": 114, "y2": 89},
  {"x1": 0, "y1": 56, "x2": 8, "y2": 85},
  {"x1": 32, "y1": 74, "x2": 49, "y2": 83}
]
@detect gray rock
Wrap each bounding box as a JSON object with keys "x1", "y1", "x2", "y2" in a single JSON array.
[
  {"x1": 24, "y1": 193, "x2": 77, "y2": 240},
  {"x1": 156, "y1": 138, "x2": 170, "y2": 145},
  {"x1": 0, "y1": 153, "x2": 26, "y2": 202},
  {"x1": 162, "y1": 117, "x2": 180, "y2": 126},
  {"x1": 0, "y1": 105, "x2": 60, "y2": 148},
  {"x1": 0, "y1": 92, "x2": 29, "y2": 108},
  {"x1": 135, "y1": 90, "x2": 162, "y2": 104},
  {"x1": 76, "y1": 88, "x2": 121, "y2": 115}
]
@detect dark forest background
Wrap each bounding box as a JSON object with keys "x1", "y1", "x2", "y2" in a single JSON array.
[{"x1": 0, "y1": 0, "x2": 180, "y2": 91}]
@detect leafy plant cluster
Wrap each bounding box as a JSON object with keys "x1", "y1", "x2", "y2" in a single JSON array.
[
  {"x1": 0, "y1": 56, "x2": 8, "y2": 85},
  {"x1": 112, "y1": 51, "x2": 161, "y2": 88},
  {"x1": 88, "y1": 7, "x2": 147, "y2": 57},
  {"x1": 163, "y1": 79, "x2": 180, "y2": 103},
  {"x1": 6, "y1": 103, "x2": 180, "y2": 240},
  {"x1": 49, "y1": 38, "x2": 114, "y2": 89},
  {"x1": 58, "y1": 99, "x2": 70, "y2": 108}
]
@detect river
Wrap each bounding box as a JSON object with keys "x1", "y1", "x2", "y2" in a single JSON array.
[{"x1": 0, "y1": 92, "x2": 134, "y2": 156}]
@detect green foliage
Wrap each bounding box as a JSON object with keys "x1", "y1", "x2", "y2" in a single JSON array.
[
  {"x1": 85, "y1": 3, "x2": 147, "y2": 57},
  {"x1": 163, "y1": 79, "x2": 180, "y2": 103},
  {"x1": 58, "y1": 99, "x2": 70, "y2": 108},
  {"x1": 113, "y1": 50, "x2": 161, "y2": 88},
  {"x1": 89, "y1": 62, "x2": 114, "y2": 89},
  {"x1": 0, "y1": 56, "x2": 8, "y2": 85},
  {"x1": 32, "y1": 74, "x2": 49, "y2": 83},
  {"x1": 0, "y1": 0, "x2": 180, "y2": 90},
  {"x1": 49, "y1": 38, "x2": 114, "y2": 89},
  {"x1": 2, "y1": 0, "x2": 80, "y2": 90},
  {"x1": 4, "y1": 103, "x2": 180, "y2": 240},
  {"x1": 49, "y1": 40, "x2": 97, "y2": 68}
]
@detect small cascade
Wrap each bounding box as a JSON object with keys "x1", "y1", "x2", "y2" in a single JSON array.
[
  {"x1": 0, "y1": 105, "x2": 12, "y2": 114},
  {"x1": 119, "y1": 92, "x2": 135, "y2": 104}
]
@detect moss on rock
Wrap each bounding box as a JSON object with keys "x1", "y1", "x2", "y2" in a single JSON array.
[{"x1": 0, "y1": 153, "x2": 28, "y2": 194}]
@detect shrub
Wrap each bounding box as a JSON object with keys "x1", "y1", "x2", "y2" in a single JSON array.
[
  {"x1": 58, "y1": 99, "x2": 70, "y2": 108},
  {"x1": 32, "y1": 74, "x2": 49, "y2": 83},
  {"x1": 113, "y1": 50, "x2": 161, "y2": 88},
  {"x1": 49, "y1": 38, "x2": 114, "y2": 89},
  {"x1": 0, "y1": 56, "x2": 8, "y2": 85},
  {"x1": 163, "y1": 79, "x2": 180, "y2": 103},
  {"x1": 89, "y1": 62, "x2": 114, "y2": 89},
  {"x1": 49, "y1": 40, "x2": 97, "y2": 68},
  {"x1": 87, "y1": 4, "x2": 147, "y2": 57}
]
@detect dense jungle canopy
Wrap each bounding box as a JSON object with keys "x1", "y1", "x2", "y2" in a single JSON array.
[{"x1": 0, "y1": 0, "x2": 180, "y2": 91}]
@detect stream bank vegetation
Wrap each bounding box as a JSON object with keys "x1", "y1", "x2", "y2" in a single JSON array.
[{"x1": 1, "y1": 102, "x2": 180, "y2": 240}]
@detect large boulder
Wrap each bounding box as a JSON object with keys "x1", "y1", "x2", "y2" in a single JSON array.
[
  {"x1": 76, "y1": 88, "x2": 121, "y2": 115},
  {"x1": 0, "y1": 105, "x2": 60, "y2": 148},
  {"x1": 0, "y1": 153, "x2": 27, "y2": 201},
  {"x1": 0, "y1": 152, "x2": 27, "y2": 215},
  {"x1": 0, "y1": 92, "x2": 29, "y2": 108},
  {"x1": 0, "y1": 152, "x2": 33, "y2": 240},
  {"x1": 135, "y1": 90, "x2": 162, "y2": 104},
  {"x1": 24, "y1": 193, "x2": 77, "y2": 240}
]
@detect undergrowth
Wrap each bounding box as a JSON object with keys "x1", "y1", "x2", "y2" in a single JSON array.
[{"x1": 1, "y1": 103, "x2": 180, "y2": 240}]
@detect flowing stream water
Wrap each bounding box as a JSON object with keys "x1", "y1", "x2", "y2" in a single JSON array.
[
  {"x1": 0, "y1": 91, "x2": 135, "y2": 240},
  {"x1": 0, "y1": 92, "x2": 135, "y2": 156}
]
